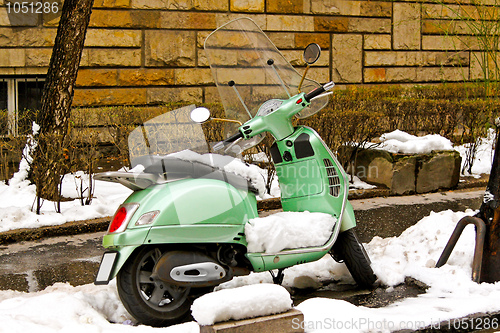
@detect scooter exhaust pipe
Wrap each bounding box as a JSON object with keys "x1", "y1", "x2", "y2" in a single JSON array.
[{"x1": 152, "y1": 251, "x2": 233, "y2": 287}]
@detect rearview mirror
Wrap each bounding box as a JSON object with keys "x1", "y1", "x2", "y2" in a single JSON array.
[
  {"x1": 303, "y1": 43, "x2": 321, "y2": 65},
  {"x1": 190, "y1": 107, "x2": 211, "y2": 123}
]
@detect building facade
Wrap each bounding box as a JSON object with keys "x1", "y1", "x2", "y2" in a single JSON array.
[{"x1": 0, "y1": 0, "x2": 490, "y2": 131}]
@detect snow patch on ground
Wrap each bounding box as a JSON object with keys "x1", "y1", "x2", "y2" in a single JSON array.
[{"x1": 191, "y1": 284, "x2": 292, "y2": 325}]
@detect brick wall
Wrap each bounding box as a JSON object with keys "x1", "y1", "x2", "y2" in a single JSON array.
[{"x1": 0, "y1": 0, "x2": 487, "y2": 107}]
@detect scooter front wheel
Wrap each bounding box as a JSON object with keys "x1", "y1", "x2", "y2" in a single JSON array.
[
  {"x1": 117, "y1": 246, "x2": 193, "y2": 327},
  {"x1": 331, "y1": 229, "x2": 377, "y2": 289}
]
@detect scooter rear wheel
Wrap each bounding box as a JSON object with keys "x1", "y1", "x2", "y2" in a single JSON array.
[
  {"x1": 117, "y1": 247, "x2": 193, "y2": 327},
  {"x1": 331, "y1": 229, "x2": 377, "y2": 289}
]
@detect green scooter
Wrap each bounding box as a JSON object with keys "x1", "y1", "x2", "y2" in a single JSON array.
[{"x1": 94, "y1": 17, "x2": 376, "y2": 327}]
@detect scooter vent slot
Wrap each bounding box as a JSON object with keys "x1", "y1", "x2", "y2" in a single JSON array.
[{"x1": 323, "y1": 159, "x2": 340, "y2": 197}]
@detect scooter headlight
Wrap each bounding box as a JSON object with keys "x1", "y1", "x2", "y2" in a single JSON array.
[
  {"x1": 135, "y1": 210, "x2": 160, "y2": 226},
  {"x1": 108, "y1": 203, "x2": 139, "y2": 233}
]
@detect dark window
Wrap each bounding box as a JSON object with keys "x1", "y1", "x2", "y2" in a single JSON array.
[
  {"x1": 0, "y1": 81, "x2": 7, "y2": 136},
  {"x1": 17, "y1": 79, "x2": 44, "y2": 134}
]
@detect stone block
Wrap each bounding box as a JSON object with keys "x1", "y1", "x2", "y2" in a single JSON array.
[
  {"x1": 145, "y1": 30, "x2": 196, "y2": 67},
  {"x1": 131, "y1": 0, "x2": 192, "y2": 9},
  {"x1": 332, "y1": 34, "x2": 362, "y2": 83},
  {"x1": 1, "y1": 7, "x2": 38, "y2": 26},
  {"x1": 364, "y1": 34, "x2": 391, "y2": 50},
  {"x1": 203, "y1": 86, "x2": 220, "y2": 104},
  {"x1": 85, "y1": 29, "x2": 141, "y2": 47},
  {"x1": 193, "y1": 0, "x2": 228, "y2": 11},
  {"x1": 391, "y1": 156, "x2": 417, "y2": 195},
  {"x1": 416, "y1": 67, "x2": 466, "y2": 82},
  {"x1": 349, "y1": 17, "x2": 391, "y2": 33},
  {"x1": 268, "y1": 32, "x2": 296, "y2": 49},
  {"x1": 393, "y1": 3, "x2": 421, "y2": 49},
  {"x1": 25, "y1": 48, "x2": 52, "y2": 67},
  {"x1": 347, "y1": 147, "x2": 461, "y2": 194},
  {"x1": 282, "y1": 50, "x2": 329, "y2": 67},
  {"x1": 85, "y1": 48, "x2": 141, "y2": 67},
  {"x1": 311, "y1": 0, "x2": 360, "y2": 15},
  {"x1": 267, "y1": 0, "x2": 304, "y2": 14},
  {"x1": 230, "y1": 0, "x2": 265, "y2": 12},
  {"x1": 0, "y1": 27, "x2": 56, "y2": 47},
  {"x1": 199, "y1": 309, "x2": 304, "y2": 333},
  {"x1": 416, "y1": 151, "x2": 461, "y2": 193},
  {"x1": 94, "y1": 0, "x2": 131, "y2": 7},
  {"x1": 175, "y1": 68, "x2": 214, "y2": 85},
  {"x1": 364, "y1": 68, "x2": 386, "y2": 83},
  {"x1": 295, "y1": 33, "x2": 330, "y2": 49},
  {"x1": 76, "y1": 69, "x2": 119, "y2": 87},
  {"x1": 90, "y1": 9, "x2": 161, "y2": 28},
  {"x1": 73, "y1": 88, "x2": 147, "y2": 106},
  {"x1": 386, "y1": 67, "x2": 417, "y2": 82},
  {"x1": 267, "y1": 15, "x2": 314, "y2": 32},
  {"x1": 314, "y1": 17, "x2": 349, "y2": 32},
  {"x1": 422, "y1": 3, "x2": 461, "y2": 19},
  {"x1": 361, "y1": 1, "x2": 392, "y2": 17},
  {"x1": 118, "y1": 68, "x2": 175, "y2": 86},
  {"x1": 0, "y1": 49, "x2": 25, "y2": 66},
  {"x1": 215, "y1": 14, "x2": 267, "y2": 30},
  {"x1": 307, "y1": 67, "x2": 330, "y2": 83},
  {"x1": 160, "y1": 12, "x2": 217, "y2": 30},
  {"x1": 147, "y1": 87, "x2": 203, "y2": 104},
  {"x1": 352, "y1": 148, "x2": 394, "y2": 188}
]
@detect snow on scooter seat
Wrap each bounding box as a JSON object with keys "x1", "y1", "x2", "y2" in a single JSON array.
[
  {"x1": 169, "y1": 150, "x2": 266, "y2": 197},
  {"x1": 245, "y1": 211, "x2": 338, "y2": 253},
  {"x1": 191, "y1": 283, "x2": 292, "y2": 325}
]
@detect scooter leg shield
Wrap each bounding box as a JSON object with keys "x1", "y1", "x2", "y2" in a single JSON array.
[{"x1": 340, "y1": 200, "x2": 357, "y2": 232}]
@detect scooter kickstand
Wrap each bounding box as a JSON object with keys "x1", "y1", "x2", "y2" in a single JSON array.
[{"x1": 270, "y1": 269, "x2": 285, "y2": 285}]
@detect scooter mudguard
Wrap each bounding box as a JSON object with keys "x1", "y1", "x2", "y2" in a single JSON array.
[{"x1": 99, "y1": 178, "x2": 258, "y2": 282}]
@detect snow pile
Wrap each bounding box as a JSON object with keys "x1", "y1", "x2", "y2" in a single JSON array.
[
  {"x1": 455, "y1": 128, "x2": 496, "y2": 176},
  {"x1": 378, "y1": 130, "x2": 454, "y2": 154},
  {"x1": 0, "y1": 173, "x2": 131, "y2": 233},
  {"x1": 366, "y1": 209, "x2": 475, "y2": 287},
  {"x1": 0, "y1": 281, "x2": 198, "y2": 333},
  {"x1": 170, "y1": 150, "x2": 266, "y2": 197},
  {"x1": 2, "y1": 209, "x2": 500, "y2": 332},
  {"x1": 245, "y1": 211, "x2": 337, "y2": 253},
  {"x1": 191, "y1": 284, "x2": 292, "y2": 326}
]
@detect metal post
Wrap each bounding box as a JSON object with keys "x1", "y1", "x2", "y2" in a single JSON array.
[{"x1": 436, "y1": 216, "x2": 487, "y2": 283}]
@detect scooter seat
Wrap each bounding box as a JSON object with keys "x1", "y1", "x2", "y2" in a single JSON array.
[{"x1": 131, "y1": 155, "x2": 259, "y2": 194}]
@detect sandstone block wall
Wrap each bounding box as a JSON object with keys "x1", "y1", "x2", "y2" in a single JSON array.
[{"x1": 0, "y1": 0, "x2": 489, "y2": 107}]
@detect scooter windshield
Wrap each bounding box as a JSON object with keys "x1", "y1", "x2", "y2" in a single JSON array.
[
  {"x1": 204, "y1": 18, "x2": 328, "y2": 126},
  {"x1": 126, "y1": 104, "x2": 266, "y2": 196}
]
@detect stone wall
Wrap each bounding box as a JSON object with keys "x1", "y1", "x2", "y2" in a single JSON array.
[
  {"x1": 350, "y1": 148, "x2": 462, "y2": 195},
  {"x1": 0, "y1": 0, "x2": 487, "y2": 107}
]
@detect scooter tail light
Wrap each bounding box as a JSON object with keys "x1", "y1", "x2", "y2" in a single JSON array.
[{"x1": 108, "y1": 203, "x2": 139, "y2": 234}]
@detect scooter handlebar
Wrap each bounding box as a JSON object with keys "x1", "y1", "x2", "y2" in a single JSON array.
[
  {"x1": 304, "y1": 81, "x2": 335, "y2": 102},
  {"x1": 213, "y1": 131, "x2": 244, "y2": 151}
]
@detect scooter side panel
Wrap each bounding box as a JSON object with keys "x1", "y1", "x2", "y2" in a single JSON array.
[{"x1": 124, "y1": 178, "x2": 258, "y2": 229}]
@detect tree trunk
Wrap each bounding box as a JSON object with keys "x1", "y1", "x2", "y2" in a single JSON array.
[
  {"x1": 477, "y1": 132, "x2": 500, "y2": 283},
  {"x1": 31, "y1": 0, "x2": 94, "y2": 205},
  {"x1": 37, "y1": 0, "x2": 94, "y2": 136}
]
